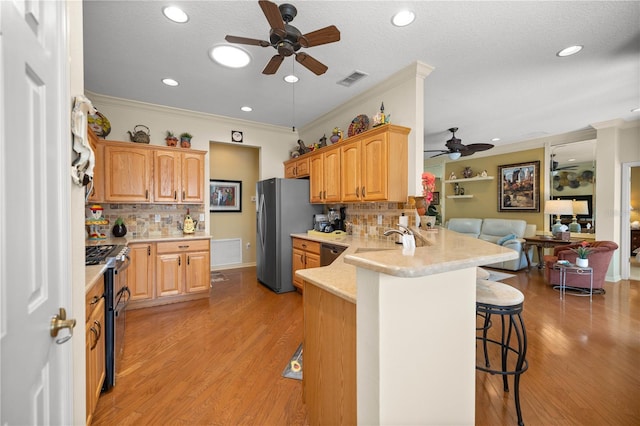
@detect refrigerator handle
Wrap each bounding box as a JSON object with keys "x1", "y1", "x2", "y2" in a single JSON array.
[{"x1": 258, "y1": 194, "x2": 266, "y2": 250}]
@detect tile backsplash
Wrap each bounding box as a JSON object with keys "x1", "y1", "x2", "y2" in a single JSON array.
[
  {"x1": 86, "y1": 204, "x2": 205, "y2": 238},
  {"x1": 339, "y1": 202, "x2": 421, "y2": 243}
]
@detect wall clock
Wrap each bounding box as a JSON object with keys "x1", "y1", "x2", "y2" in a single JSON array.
[{"x1": 231, "y1": 130, "x2": 243, "y2": 143}]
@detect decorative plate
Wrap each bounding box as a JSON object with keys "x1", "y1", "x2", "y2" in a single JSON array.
[
  {"x1": 348, "y1": 114, "x2": 370, "y2": 137},
  {"x1": 88, "y1": 110, "x2": 111, "y2": 138}
]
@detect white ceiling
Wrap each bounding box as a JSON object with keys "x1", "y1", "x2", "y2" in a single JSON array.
[{"x1": 82, "y1": 1, "x2": 640, "y2": 155}]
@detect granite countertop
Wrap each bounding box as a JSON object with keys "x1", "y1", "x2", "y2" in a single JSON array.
[
  {"x1": 294, "y1": 227, "x2": 518, "y2": 303},
  {"x1": 85, "y1": 264, "x2": 107, "y2": 294}
]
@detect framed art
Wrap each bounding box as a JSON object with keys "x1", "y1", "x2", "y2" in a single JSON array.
[
  {"x1": 498, "y1": 161, "x2": 540, "y2": 212},
  {"x1": 210, "y1": 180, "x2": 242, "y2": 212},
  {"x1": 431, "y1": 191, "x2": 440, "y2": 206}
]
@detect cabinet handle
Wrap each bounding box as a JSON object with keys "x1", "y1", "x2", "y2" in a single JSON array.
[
  {"x1": 302, "y1": 243, "x2": 307, "y2": 248},
  {"x1": 178, "y1": 245, "x2": 189, "y2": 249},
  {"x1": 145, "y1": 189, "x2": 149, "y2": 199},
  {"x1": 300, "y1": 254, "x2": 304, "y2": 263},
  {"x1": 319, "y1": 191, "x2": 322, "y2": 199},
  {"x1": 323, "y1": 190, "x2": 326, "y2": 199},
  {"x1": 178, "y1": 257, "x2": 181, "y2": 266},
  {"x1": 187, "y1": 256, "x2": 190, "y2": 265},
  {"x1": 356, "y1": 187, "x2": 359, "y2": 198},
  {"x1": 294, "y1": 166, "x2": 297, "y2": 176},
  {"x1": 182, "y1": 190, "x2": 185, "y2": 200},
  {"x1": 89, "y1": 327, "x2": 99, "y2": 350},
  {"x1": 94, "y1": 319, "x2": 101, "y2": 341},
  {"x1": 147, "y1": 246, "x2": 151, "y2": 256},
  {"x1": 90, "y1": 295, "x2": 102, "y2": 305},
  {"x1": 362, "y1": 186, "x2": 366, "y2": 197},
  {"x1": 174, "y1": 191, "x2": 177, "y2": 200}
]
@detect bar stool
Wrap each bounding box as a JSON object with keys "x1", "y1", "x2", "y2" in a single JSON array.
[{"x1": 476, "y1": 279, "x2": 528, "y2": 426}]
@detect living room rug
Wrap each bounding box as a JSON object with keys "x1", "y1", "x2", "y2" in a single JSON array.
[
  {"x1": 486, "y1": 270, "x2": 516, "y2": 282},
  {"x1": 282, "y1": 344, "x2": 303, "y2": 380},
  {"x1": 210, "y1": 271, "x2": 229, "y2": 285}
]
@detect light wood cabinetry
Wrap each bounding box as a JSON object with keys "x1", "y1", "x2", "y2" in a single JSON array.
[
  {"x1": 304, "y1": 282, "x2": 356, "y2": 425},
  {"x1": 284, "y1": 156, "x2": 310, "y2": 178},
  {"x1": 104, "y1": 144, "x2": 152, "y2": 202},
  {"x1": 127, "y1": 242, "x2": 155, "y2": 301},
  {"x1": 309, "y1": 147, "x2": 341, "y2": 203},
  {"x1": 127, "y1": 238, "x2": 210, "y2": 310},
  {"x1": 85, "y1": 276, "x2": 105, "y2": 426},
  {"x1": 291, "y1": 237, "x2": 321, "y2": 291},
  {"x1": 153, "y1": 150, "x2": 205, "y2": 203}
]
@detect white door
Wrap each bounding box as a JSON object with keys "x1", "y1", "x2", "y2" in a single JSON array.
[{"x1": 1, "y1": 0, "x2": 73, "y2": 424}]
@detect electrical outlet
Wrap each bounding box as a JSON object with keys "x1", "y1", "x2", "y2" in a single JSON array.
[
  {"x1": 199, "y1": 213, "x2": 205, "y2": 221},
  {"x1": 377, "y1": 214, "x2": 383, "y2": 225},
  {"x1": 246, "y1": 242, "x2": 251, "y2": 249},
  {"x1": 155, "y1": 214, "x2": 161, "y2": 222},
  {"x1": 251, "y1": 196, "x2": 256, "y2": 202}
]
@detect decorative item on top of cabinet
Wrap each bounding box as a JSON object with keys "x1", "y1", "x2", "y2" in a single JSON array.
[
  {"x1": 179, "y1": 132, "x2": 192, "y2": 148},
  {"x1": 165, "y1": 130, "x2": 178, "y2": 147},
  {"x1": 87, "y1": 110, "x2": 111, "y2": 138},
  {"x1": 330, "y1": 127, "x2": 342, "y2": 144},
  {"x1": 127, "y1": 124, "x2": 151, "y2": 144}
]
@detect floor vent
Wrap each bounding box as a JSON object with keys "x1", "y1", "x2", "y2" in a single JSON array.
[
  {"x1": 337, "y1": 70, "x2": 368, "y2": 87},
  {"x1": 211, "y1": 238, "x2": 242, "y2": 267}
]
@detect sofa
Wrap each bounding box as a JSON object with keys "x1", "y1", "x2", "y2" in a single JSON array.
[
  {"x1": 447, "y1": 218, "x2": 536, "y2": 271},
  {"x1": 543, "y1": 241, "x2": 618, "y2": 290}
]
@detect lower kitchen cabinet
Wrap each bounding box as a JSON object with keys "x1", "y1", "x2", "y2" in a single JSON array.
[
  {"x1": 127, "y1": 238, "x2": 210, "y2": 309},
  {"x1": 292, "y1": 237, "x2": 321, "y2": 291},
  {"x1": 85, "y1": 276, "x2": 105, "y2": 426}
]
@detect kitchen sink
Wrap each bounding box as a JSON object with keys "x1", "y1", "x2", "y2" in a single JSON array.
[{"x1": 354, "y1": 247, "x2": 396, "y2": 254}]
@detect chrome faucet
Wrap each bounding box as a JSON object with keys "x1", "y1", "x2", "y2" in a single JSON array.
[
  {"x1": 397, "y1": 224, "x2": 413, "y2": 235},
  {"x1": 383, "y1": 229, "x2": 405, "y2": 237}
]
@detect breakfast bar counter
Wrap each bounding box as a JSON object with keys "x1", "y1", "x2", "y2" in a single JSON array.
[{"x1": 295, "y1": 227, "x2": 518, "y2": 425}]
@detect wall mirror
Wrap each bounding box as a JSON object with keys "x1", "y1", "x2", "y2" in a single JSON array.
[{"x1": 550, "y1": 140, "x2": 596, "y2": 233}]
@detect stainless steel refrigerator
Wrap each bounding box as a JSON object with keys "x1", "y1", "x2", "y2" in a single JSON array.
[{"x1": 256, "y1": 178, "x2": 323, "y2": 293}]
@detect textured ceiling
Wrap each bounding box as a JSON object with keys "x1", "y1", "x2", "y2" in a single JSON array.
[{"x1": 83, "y1": 1, "x2": 640, "y2": 155}]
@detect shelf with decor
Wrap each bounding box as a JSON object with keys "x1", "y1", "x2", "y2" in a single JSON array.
[
  {"x1": 446, "y1": 195, "x2": 474, "y2": 199},
  {"x1": 444, "y1": 176, "x2": 494, "y2": 184}
]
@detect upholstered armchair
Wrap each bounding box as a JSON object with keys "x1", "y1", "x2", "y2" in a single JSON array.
[{"x1": 544, "y1": 241, "x2": 618, "y2": 290}]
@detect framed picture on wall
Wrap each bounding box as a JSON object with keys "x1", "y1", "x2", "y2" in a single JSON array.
[
  {"x1": 498, "y1": 161, "x2": 540, "y2": 212},
  {"x1": 210, "y1": 180, "x2": 242, "y2": 212},
  {"x1": 431, "y1": 191, "x2": 440, "y2": 206}
]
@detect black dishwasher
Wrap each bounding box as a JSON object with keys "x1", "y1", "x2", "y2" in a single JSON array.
[{"x1": 320, "y1": 243, "x2": 346, "y2": 266}]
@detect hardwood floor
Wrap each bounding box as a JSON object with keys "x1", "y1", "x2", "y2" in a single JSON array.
[{"x1": 92, "y1": 267, "x2": 640, "y2": 425}]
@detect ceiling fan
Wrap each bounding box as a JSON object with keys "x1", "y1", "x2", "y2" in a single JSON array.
[
  {"x1": 225, "y1": 0, "x2": 340, "y2": 76},
  {"x1": 550, "y1": 154, "x2": 578, "y2": 172},
  {"x1": 424, "y1": 127, "x2": 494, "y2": 160}
]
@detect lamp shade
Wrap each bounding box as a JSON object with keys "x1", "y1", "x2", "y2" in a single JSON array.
[
  {"x1": 572, "y1": 200, "x2": 589, "y2": 215},
  {"x1": 448, "y1": 152, "x2": 461, "y2": 160},
  {"x1": 544, "y1": 199, "x2": 573, "y2": 216}
]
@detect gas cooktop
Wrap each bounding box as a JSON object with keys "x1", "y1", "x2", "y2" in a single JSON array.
[{"x1": 85, "y1": 244, "x2": 128, "y2": 266}]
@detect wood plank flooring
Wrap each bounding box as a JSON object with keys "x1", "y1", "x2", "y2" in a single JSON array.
[{"x1": 92, "y1": 267, "x2": 640, "y2": 425}]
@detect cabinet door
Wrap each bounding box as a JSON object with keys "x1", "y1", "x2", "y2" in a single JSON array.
[
  {"x1": 295, "y1": 157, "x2": 310, "y2": 177},
  {"x1": 309, "y1": 154, "x2": 324, "y2": 203},
  {"x1": 323, "y1": 150, "x2": 341, "y2": 203},
  {"x1": 306, "y1": 251, "x2": 321, "y2": 269},
  {"x1": 292, "y1": 247, "x2": 306, "y2": 289},
  {"x1": 340, "y1": 141, "x2": 361, "y2": 202},
  {"x1": 86, "y1": 297, "x2": 105, "y2": 425},
  {"x1": 104, "y1": 145, "x2": 152, "y2": 202},
  {"x1": 361, "y1": 133, "x2": 388, "y2": 201},
  {"x1": 154, "y1": 150, "x2": 180, "y2": 203},
  {"x1": 156, "y1": 253, "x2": 182, "y2": 297},
  {"x1": 284, "y1": 159, "x2": 297, "y2": 178},
  {"x1": 181, "y1": 152, "x2": 205, "y2": 203},
  {"x1": 87, "y1": 128, "x2": 104, "y2": 202},
  {"x1": 128, "y1": 242, "x2": 155, "y2": 301},
  {"x1": 185, "y1": 250, "x2": 210, "y2": 293}
]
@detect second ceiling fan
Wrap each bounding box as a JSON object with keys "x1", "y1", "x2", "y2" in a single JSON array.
[
  {"x1": 425, "y1": 127, "x2": 494, "y2": 159},
  {"x1": 225, "y1": 0, "x2": 340, "y2": 76}
]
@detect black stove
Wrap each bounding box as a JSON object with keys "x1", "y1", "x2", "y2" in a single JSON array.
[{"x1": 85, "y1": 244, "x2": 128, "y2": 266}]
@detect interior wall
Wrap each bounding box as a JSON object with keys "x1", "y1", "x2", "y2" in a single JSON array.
[
  {"x1": 209, "y1": 142, "x2": 259, "y2": 266},
  {"x1": 443, "y1": 148, "x2": 545, "y2": 231}
]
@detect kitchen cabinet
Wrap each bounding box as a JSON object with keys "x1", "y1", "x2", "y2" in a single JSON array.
[
  {"x1": 127, "y1": 242, "x2": 155, "y2": 301},
  {"x1": 104, "y1": 144, "x2": 152, "y2": 202},
  {"x1": 86, "y1": 127, "x2": 104, "y2": 202},
  {"x1": 156, "y1": 239, "x2": 210, "y2": 299},
  {"x1": 153, "y1": 150, "x2": 205, "y2": 203},
  {"x1": 85, "y1": 276, "x2": 105, "y2": 426},
  {"x1": 291, "y1": 237, "x2": 321, "y2": 291},
  {"x1": 284, "y1": 156, "x2": 310, "y2": 178},
  {"x1": 309, "y1": 147, "x2": 341, "y2": 203},
  {"x1": 340, "y1": 124, "x2": 409, "y2": 202}
]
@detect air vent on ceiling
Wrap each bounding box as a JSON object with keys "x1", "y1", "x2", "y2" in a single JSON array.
[{"x1": 337, "y1": 70, "x2": 368, "y2": 87}]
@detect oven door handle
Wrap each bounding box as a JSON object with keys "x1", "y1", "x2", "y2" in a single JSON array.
[
  {"x1": 115, "y1": 255, "x2": 131, "y2": 275},
  {"x1": 115, "y1": 286, "x2": 131, "y2": 307}
]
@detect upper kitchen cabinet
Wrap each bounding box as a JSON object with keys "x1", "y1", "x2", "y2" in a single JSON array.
[
  {"x1": 153, "y1": 150, "x2": 205, "y2": 203},
  {"x1": 340, "y1": 124, "x2": 409, "y2": 202},
  {"x1": 104, "y1": 143, "x2": 152, "y2": 202},
  {"x1": 284, "y1": 156, "x2": 310, "y2": 178},
  {"x1": 309, "y1": 146, "x2": 341, "y2": 204}
]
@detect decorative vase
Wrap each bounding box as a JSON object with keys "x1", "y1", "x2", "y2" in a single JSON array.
[
  {"x1": 575, "y1": 257, "x2": 589, "y2": 268},
  {"x1": 165, "y1": 137, "x2": 178, "y2": 147},
  {"x1": 414, "y1": 196, "x2": 428, "y2": 216},
  {"x1": 180, "y1": 137, "x2": 191, "y2": 148},
  {"x1": 112, "y1": 223, "x2": 127, "y2": 237}
]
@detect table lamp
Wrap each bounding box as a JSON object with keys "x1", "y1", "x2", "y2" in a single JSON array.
[
  {"x1": 569, "y1": 200, "x2": 589, "y2": 233},
  {"x1": 544, "y1": 199, "x2": 573, "y2": 237}
]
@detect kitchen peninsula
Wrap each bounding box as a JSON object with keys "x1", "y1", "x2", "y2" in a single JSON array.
[{"x1": 295, "y1": 227, "x2": 518, "y2": 425}]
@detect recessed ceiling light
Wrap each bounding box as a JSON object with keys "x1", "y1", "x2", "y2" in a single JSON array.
[
  {"x1": 556, "y1": 45, "x2": 583, "y2": 57},
  {"x1": 568, "y1": 158, "x2": 576, "y2": 162},
  {"x1": 163, "y1": 6, "x2": 188, "y2": 23},
  {"x1": 392, "y1": 10, "x2": 415, "y2": 27},
  {"x1": 209, "y1": 45, "x2": 251, "y2": 68},
  {"x1": 161, "y1": 78, "x2": 179, "y2": 87},
  {"x1": 284, "y1": 74, "x2": 299, "y2": 83},
  {"x1": 491, "y1": 137, "x2": 501, "y2": 142},
  {"x1": 241, "y1": 106, "x2": 252, "y2": 112}
]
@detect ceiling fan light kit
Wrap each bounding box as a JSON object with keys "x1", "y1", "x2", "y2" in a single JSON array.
[
  {"x1": 225, "y1": 0, "x2": 340, "y2": 76},
  {"x1": 425, "y1": 127, "x2": 494, "y2": 159}
]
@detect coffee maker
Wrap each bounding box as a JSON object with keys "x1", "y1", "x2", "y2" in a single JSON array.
[{"x1": 328, "y1": 207, "x2": 346, "y2": 231}]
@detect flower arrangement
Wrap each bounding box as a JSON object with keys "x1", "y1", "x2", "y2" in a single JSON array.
[
  {"x1": 570, "y1": 241, "x2": 593, "y2": 259},
  {"x1": 422, "y1": 172, "x2": 436, "y2": 204}
]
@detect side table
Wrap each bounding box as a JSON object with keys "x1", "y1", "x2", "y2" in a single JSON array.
[
  {"x1": 552, "y1": 262, "x2": 594, "y2": 302},
  {"x1": 522, "y1": 237, "x2": 575, "y2": 270}
]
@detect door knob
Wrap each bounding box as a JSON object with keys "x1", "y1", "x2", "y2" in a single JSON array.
[{"x1": 50, "y1": 307, "x2": 76, "y2": 344}]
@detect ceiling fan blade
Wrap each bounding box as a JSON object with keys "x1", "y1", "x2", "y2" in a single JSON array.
[
  {"x1": 295, "y1": 52, "x2": 328, "y2": 75},
  {"x1": 262, "y1": 55, "x2": 284, "y2": 75},
  {"x1": 225, "y1": 35, "x2": 271, "y2": 47},
  {"x1": 299, "y1": 25, "x2": 341, "y2": 48},
  {"x1": 428, "y1": 152, "x2": 449, "y2": 158},
  {"x1": 465, "y1": 143, "x2": 494, "y2": 153},
  {"x1": 424, "y1": 149, "x2": 448, "y2": 153},
  {"x1": 259, "y1": 0, "x2": 286, "y2": 38}
]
